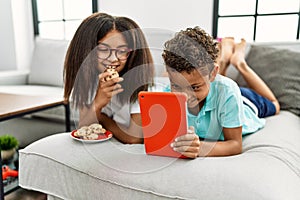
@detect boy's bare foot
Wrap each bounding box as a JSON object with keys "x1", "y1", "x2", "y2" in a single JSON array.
[
  {"x1": 230, "y1": 38, "x2": 247, "y2": 71},
  {"x1": 217, "y1": 37, "x2": 234, "y2": 75}
]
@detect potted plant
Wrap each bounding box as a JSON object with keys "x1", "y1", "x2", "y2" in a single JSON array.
[{"x1": 0, "y1": 134, "x2": 19, "y2": 161}]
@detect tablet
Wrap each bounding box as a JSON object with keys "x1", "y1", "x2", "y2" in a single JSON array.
[{"x1": 138, "y1": 91, "x2": 188, "y2": 158}]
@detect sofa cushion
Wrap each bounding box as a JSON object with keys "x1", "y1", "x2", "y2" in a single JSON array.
[
  {"x1": 28, "y1": 38, "x2": 69, "y2": 87},
  {"x1": 19, "y1": 111, "x2": 300, "y2": 199},
  {"x1": 237, "y1": 45, "x2": 300, "y2": 116}
]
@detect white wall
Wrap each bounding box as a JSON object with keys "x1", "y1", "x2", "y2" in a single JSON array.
[
  {"x1": 0, "y1": 0, "x2": 17, "y2": 70},
  {"x1": 11, "y1": 0, "x2": 35, "y2": 71},
  {"x1": 0, "y1": 0, "x2": 213, "y2": 71},
  {"x1": 0, "y1": 0, "x2": 34, "y2": 71},
  {"x1": 99, "y1": 0, "x2": 213, "y2": 34}
]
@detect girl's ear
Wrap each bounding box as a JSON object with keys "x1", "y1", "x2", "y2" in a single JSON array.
[{"x1": 209, "y1": 65, "x2": 219, "y2": 82}]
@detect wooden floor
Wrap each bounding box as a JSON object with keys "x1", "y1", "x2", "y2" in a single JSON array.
[{"x1": 5, "y1": 187, "x2": 46, "y2": 200}]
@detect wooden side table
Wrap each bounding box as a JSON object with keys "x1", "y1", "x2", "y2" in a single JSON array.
[{"x1": 0, "y1": 93, "x2": 71, "y2": 200}]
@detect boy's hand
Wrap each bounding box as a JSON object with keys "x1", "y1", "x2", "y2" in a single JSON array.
[{"x1": 171, "y1": 126, "x2": 200, "y2": 159}]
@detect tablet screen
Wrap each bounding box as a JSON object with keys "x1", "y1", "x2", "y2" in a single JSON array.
[{"x1": 139, "y1": 91, "x2": 188, "y2": 158}]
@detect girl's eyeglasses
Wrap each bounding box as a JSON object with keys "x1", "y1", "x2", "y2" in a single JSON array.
[{"x1": 97, "y1": 46, "x2": 132, "y2": 60}]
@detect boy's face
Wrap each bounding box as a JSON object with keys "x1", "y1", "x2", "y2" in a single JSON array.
[{"x1": 168, "y1": 69, "x2": 212, "y2": 111}]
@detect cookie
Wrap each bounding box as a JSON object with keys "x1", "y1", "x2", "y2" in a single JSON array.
[
  {"x1": 85, "y1": 133, "x2": 99, "y2": 140},
  {"x1": 89, "y1": 123, "x2": 106, "y2": 134},
  {"x1": 75, "y1": 123, "x2": 107, "y2": 140},
  {"x1": 104, "y1": 66, "x2": 119, "y2": 81},
  {"x1": 75, "y1": 126, "x2": 88, "y2": 137}
]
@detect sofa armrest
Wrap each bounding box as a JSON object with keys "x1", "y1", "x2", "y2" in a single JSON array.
[{"x1": 0, "y1": 70, "x2": 29, "y2": 85}]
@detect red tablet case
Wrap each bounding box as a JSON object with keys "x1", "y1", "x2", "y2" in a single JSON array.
[{"x1": 139, "y1": 92, "x2": 188, "y2": 158}]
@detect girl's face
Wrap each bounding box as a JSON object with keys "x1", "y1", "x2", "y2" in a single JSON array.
[
  {"x1": 169, "y1": 69, "x2": 211, "y2": 114},
  {"x1": 97, "y1": 29, "x2": 130, "y2": 73}
]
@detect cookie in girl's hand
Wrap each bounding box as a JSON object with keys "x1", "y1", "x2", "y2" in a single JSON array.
[{"x1": 104, "y1": 66, "x2": 119, "y2": 81}]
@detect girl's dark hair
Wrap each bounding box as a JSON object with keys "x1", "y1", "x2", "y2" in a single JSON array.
[
  {"x1": 162, "y1": 26, "x2": 218, "y2": 75},
  {"x1": 64, "y1": 12, "x2": 154, "y2": 108}
]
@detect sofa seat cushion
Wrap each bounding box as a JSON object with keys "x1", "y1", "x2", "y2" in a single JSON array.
[
  {"x1": 0, "y1": 85, "x2": 63, "y2": 96},
  {"x1": 19, "y1": 111, "x2": 300, "y2": 200},
  {"x1": 0, "y1": 70, "x2": 29, "y2": 85}
]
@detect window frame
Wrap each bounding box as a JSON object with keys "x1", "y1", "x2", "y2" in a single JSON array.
[
  {"x1": 31, "y1": 0, "x2": 98, "y2": 38},
  {"x1": 212, "y1": 0, "x2": 300, "y2": 41}
]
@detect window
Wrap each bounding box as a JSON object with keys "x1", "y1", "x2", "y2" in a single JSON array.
[
  {"x1": 32, "y1": 0, "x2": 98, "y2": 40},
  {"x1": 213, "y1": 0, "x2": 300, "y2": 42}
]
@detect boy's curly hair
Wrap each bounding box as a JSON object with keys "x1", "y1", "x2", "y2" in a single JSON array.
[{"x1": 162, "y1": 26, "x2": 219, "y2": 75}]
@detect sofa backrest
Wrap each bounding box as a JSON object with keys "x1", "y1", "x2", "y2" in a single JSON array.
[
  {"x1": 226, "y1": 41, "x2": 300, "y2": 80},
  {"x1": 143, "y1": 29, "x2": 174, "y2": 76},
  {"x1": 28, "y1": 37, "x2": 300, "y2": 87},
  {"x1": 28, "y1": 38, "x2": 69, "y2": 87},
  {"x1": 28, "y1": 30, "x2": 173, "y2": 88},
  {"x1": 237, "y1": 41, "x2": 300, "y2": 116},
  {"x1": 254, "y1": 41, "x2": 300, "y2": 52}
]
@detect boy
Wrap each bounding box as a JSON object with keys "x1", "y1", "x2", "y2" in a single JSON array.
[{"x1": 162, "y1": 27, "x2": 280, "y2": 158}]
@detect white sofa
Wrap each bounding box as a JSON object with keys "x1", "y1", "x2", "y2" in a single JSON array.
[
  {"x1": 0, "y1": 38, "x2": 72, "y2": 147},
  {"x1": 18, "y1": 38, "x2": 300, "y2": 199}
]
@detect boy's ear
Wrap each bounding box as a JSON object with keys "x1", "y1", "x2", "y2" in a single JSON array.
[{"x1": 209, "y1": 65, "x2": 219, "y2": 82}]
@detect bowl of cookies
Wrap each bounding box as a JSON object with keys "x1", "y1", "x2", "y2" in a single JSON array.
[{"x1": 71, "y1": 123, "x2": 113, "y2": 143}]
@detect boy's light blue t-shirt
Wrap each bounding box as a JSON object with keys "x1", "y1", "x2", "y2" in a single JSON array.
[{"x1": 165, "y1": 75, "x2": 265, "y2": 141}]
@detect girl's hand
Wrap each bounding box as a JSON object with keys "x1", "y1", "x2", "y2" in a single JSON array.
[
  {"x1": 171, "y1": 126, "x2": 200, "y2": 159},
  {"x1": 93, "y1": 72, "x2": 124, "y2": 110}
]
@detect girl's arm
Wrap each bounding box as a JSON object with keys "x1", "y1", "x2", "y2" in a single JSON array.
[
  {"x1": 172, "y1": 126, "x2": 242, "y2": 158},
  {"x1": 99, "y1": 113, "x2": 144, "y2": 144},
  {"x1": 78, "y1": 103, "x2": 101, "y2": 127},
  {"x1": 78, "y1": 72, "x2": 143, "y2": 143},
  {"x1": 78, "y1": 73, "x2": 124, "y2": 127}
]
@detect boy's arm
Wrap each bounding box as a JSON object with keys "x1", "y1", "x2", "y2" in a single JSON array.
[
  {"x1": 172, "y1": 126, "x2": 242, "y2": 158},
  {"x1": 198, "y1": 126, "x2": 242, "y2": 157}
]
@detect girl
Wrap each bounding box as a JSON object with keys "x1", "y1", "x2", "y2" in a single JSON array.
[{"x1": 64, "y1": 13, "x2": 154, "y2": 144}]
